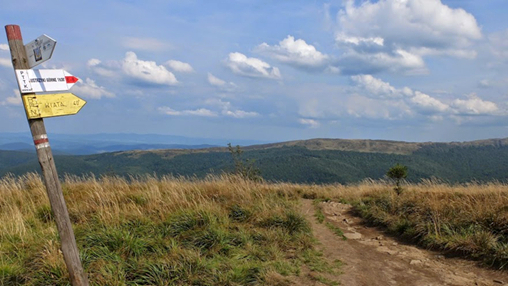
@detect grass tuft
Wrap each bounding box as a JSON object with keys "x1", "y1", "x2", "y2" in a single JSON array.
[{"x1": 0, "y1": 173, "x2": 322, "y2": 285}]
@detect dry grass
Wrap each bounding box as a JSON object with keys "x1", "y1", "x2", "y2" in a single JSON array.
[
  {"x1": 0, "y1": 173, "x2": 322, "y2": 285},
  {"x1": 331, "y1": 180, "x2": 508, "y2": 269},
  {"x1": 286, "y1": 178, "x2": 508, "y2": 269},
  {"x1": 3, "y1": 172, "x2": 508, "y2": 285}
]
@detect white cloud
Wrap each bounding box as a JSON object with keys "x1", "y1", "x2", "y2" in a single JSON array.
[
  {"x1": 338, "y1": 0, "x2": 481, "y2": 48},
  {"x1": 165, "y1": 60, "x2": 194, "y2": 73},
  {"x1": 292, "y1": 83, "x2": 417, "y2": 121},
  {"x1": 225, "y1": 52, "x2": 281, "y2": 80},
  {"x1": 410, "y1": 91, "x2": 449, "y2": 114},
  {"x1": 122, "y1": 37, "x2": 172, "y2": 52},
  {"x1": 333, "y1": 0, "x2": 482, "y2": 74},
  {"x1": 0, "y1": 58, "x2": 11, "y2": 67},
  {"x1": 336, "y1": 34, "x2": 385, "y2": 47},
  {"x1": 72, "y1": 78, "x2": 115, "y2": 99},
  {"x1": 207, "y1": 73, "x2": 226, "y2": 86},
  {"x1": 87, "y1": 59, "x2": 118, "y2": 78},
  {"x1": 352, "y1": 74, "x2": 450, "y2": 115},
  {"x1": 122, "y1": 52, "x2": 178, "y2": 85},
  {"x1": 338, "y1": 48, "x2": 427, "y2": 75},
  {"x1": 255, "y1": 36, "x2": 330, "y2": 69},
  {"x1": 451, "y1": 94, "x2": 499, "y2": 115},
  {"x1": 0, "y1": 90, "x2": 21, "y2": 106},
  {"x1": 87, "y1": 52, "x2": 179, "y2": 86},
  {"x1": 351, "y1": 74, "x2": 400, "y2": 98},
  {"x1": 87, "y1": 59, "x2": 101, "y2": 66},
  {"x1": 299, "y1": 118, "x2": 320, "y2": 128},
  {"x1": 207, "y1": 73, "x2": 237, "y2": 92},
  {"x1": 205, "y1": 98, "x2": 259, "y2": 118},
  {"x1": 348, "y1": 75, "x2": 503, "y2": 118},
  {"x1": 0, "y1": 44, "x2": 8, "y2": 51},
  {"x1": 158, "y1": 106, "x2": 217, "y2": 117},
  {"x1": 222, "y1": 109, "x2": 259, "y2": 118}
]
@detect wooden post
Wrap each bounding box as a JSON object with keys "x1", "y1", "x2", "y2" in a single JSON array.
[{"x1": 5, "y1": 25, "x2": 89, "y2": 286}]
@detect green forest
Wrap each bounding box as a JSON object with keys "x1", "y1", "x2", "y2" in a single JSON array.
[{"x1": 2, "y1": 142, "x2": 508, "y2": 184}]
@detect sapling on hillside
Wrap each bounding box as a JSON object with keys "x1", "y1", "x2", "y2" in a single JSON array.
[
  {"x1": 387, "y1": 164, "x2": 408, "y2": 195},
  {"x1": 227, "y1": 143, "x2": 263, "y2": 182}
]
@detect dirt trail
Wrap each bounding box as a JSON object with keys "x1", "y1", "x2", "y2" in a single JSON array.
[{"x1": 297, "y1": 199, "x2": 508, "y2": 286}]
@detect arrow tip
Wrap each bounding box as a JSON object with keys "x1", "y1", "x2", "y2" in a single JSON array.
[{"x1": 65, "y1": 76, "x2": 79, "y2": 84}]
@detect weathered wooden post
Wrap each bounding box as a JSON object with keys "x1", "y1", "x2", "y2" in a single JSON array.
[{"x1": 5, "y1": 24, "x2": 89, "y2": 286}]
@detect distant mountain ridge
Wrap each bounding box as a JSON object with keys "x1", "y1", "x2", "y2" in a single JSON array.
[
  {"x1": 2, "y1": 137, "x2": 508, "y2": 184},
  {"x1": 119, "y1": 137, "x2": 508, "y2": 157},
  {"x1": 0, "y1": 132, "x2": 268, "y2": 155}
]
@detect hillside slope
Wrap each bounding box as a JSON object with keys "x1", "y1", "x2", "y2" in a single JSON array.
[{"x1": 3, "y1": 137, "x2": 508, "y2": 183}]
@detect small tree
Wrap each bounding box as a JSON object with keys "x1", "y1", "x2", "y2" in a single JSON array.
[
  {"x1": 387, "y1": 164, "x2": 407, "y2": 195},
  {"x1": 227, "y1": 143, "x2": 263, "y2": 182}
]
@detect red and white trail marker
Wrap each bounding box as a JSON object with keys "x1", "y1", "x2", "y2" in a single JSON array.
[{"x1": 15, "y1": 69, "x2": 79, "y2": 93}]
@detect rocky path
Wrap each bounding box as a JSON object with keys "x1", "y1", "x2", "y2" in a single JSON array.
[{"x1": 297, "y1": 199, "x2": 508, "y2": 286}]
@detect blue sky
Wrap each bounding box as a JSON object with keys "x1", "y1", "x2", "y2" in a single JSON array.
[{"x1": 1, "y1": 0, "x2": 508, "y2": 143}]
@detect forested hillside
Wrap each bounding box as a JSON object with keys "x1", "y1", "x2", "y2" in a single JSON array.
[{"x1": 2, "y1": 138, "x2": 508, "y2": 184}]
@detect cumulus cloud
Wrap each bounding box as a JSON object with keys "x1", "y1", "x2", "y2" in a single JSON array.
[
  {"x1": 451, "y1": 93, "x2": 499, "y2": 115},
  {"x1": 353, "y1": 74, "x2": 449, "y2": 114},
  {"x1": 295, "y1": 74, "x2": 503, "y2": 128},
  {"x1": 158, "y1": 99, "x2": 259, "y2": 119},
  {"x1": 0, "y1": 44, "x2": 8, "y2": 51},
  {"x1": 255, "y1": 36, "x2": 330, "y2": 70},
  {"x1": 222, "y1": 109, "x2": 259, "y2": 118},
  {"x1": 87, "y1": 52, "x2": 178, "y2": 86},
  {"x1": 87, "y1": 59, "x2": 118, "y2": 78},
  {"x1": 225, "y1": 52, "x2": 281, "y2": 80},
  {"x1": 207, "y1": 73, "x2": 237, "y2": 91},
  {"x1": 72, "y1": 78, "x2": 115, "y2": 99},
  {"x1": 351, "y1": 74, "x2": 402, "y2": 98},
  {"x1": 410, "y1": 91, "x2": 449, "y2": 114},
  {"x1": 299, "y1": 118, "x2": 320, "y2": 128},
  {"x1": 165, "y1": 60, "x2": 194, "y2": 73},
  {"x1": 122, "y1": 37, "x2": 172, "y2": 52},
  {"x1": 333, "y1": 0, "x2": 482, "y2": 74},
  {"x1": 351, "y1": 75, "x2": 504, "y2": 117},
  {"x1": 158, "y1": 106, "x2": 217, "y2": 117},
  {"x1": 338, "y1": 49, "x2": 427, "y2": 75},
  {"x1": 207, "y1": 73, "x2": 226, "y2": 87},
  {"x1": 205, "y1": 98, "x2": 259, "y2": 118},
  {"x1": 123, "y1": 52, "x2": 178, "y2": 85}
]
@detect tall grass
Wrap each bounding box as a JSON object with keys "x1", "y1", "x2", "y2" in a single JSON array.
[
  {"x1": 4, "y1": 172, "x2": 507, "y2": 285},
  {"x1": 339, "y1": 180, "x2": 508, "y2": 269},
  {"x1": 0, "y1": 173, "x2": 316, "y2": 285},
  {"x1": 293, "y1": 178, "x2": 508, "y2": 269}
]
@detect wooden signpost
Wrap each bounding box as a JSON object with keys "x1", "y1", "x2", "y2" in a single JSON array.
[{"x1": 5, "y1": 25, "x2": 89, "y2": 286}]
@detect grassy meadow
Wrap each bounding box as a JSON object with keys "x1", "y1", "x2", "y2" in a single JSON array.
[
  {"x1": 2, "y1": 173, "x2": 508, "y2": 285},
  {"x1": 0, "y1": 173, "x2": 339, "y2": 285}
]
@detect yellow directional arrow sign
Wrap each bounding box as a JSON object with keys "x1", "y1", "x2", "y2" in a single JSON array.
[{"x1": 22, "y1": 93, "x2": 86, "y2": 119}]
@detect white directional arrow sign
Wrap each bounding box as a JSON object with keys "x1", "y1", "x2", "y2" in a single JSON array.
[
  {"x1": 25, "y1": 34, "x2": 56, "y2": 68},
  {"x1": 15, "y1": 69, "x2": 79, "y2": 93}
]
